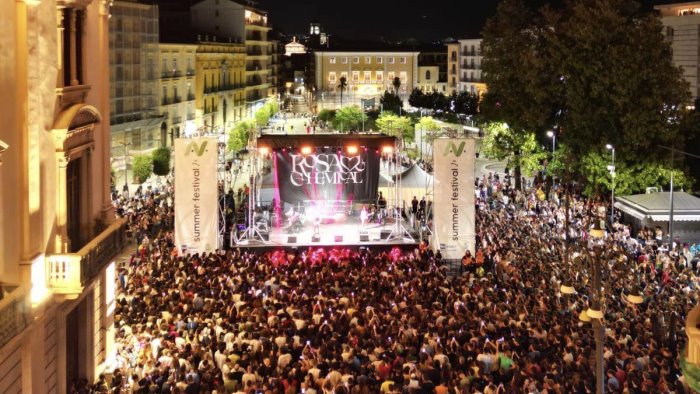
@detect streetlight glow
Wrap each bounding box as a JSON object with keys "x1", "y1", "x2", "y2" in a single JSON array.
[
  {"x1": 606, "y1": 144, "x2": 613, "y2": 150},
  {"x1": 546, "y1": 130, "x2": 554, "y2": 138}
]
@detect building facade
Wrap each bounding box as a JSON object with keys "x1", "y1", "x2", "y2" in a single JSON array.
[
  {"x1": 447, "y1": 38, "x2": 486, "y2": 95},
  {"x1": 190, "y1": 0, "x2": 274, "y2": 118},
  {"x1": 1, "y1": 1, "x2": 126, "y2": 393},
  {"x1": 109, "y1": 0, "x2": 164, "y2": 163},
  {"x1": 196, "y1": 39, "x2": 247, "y2": 133},
  {"x1": 417, "y1": 65, "x2": 448, "y2": 93},
  {"x1": 157, "y1": 43, "x2": 198, "y2": 144},
  {"x1": 314, "y1": 51, "x2": 420, "y2": 109},
  {"x1": 656, "y1": 3, "x2": 700, "y2": 104}
]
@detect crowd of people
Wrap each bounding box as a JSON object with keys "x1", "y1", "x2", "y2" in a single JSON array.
[{"x1": 94, "y1": 172, "x2": 700, "y2": 394}]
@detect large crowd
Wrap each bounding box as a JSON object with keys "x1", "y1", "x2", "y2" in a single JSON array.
[{"x1": 92, "y1": 173, "x2": 700, "y2": 394}]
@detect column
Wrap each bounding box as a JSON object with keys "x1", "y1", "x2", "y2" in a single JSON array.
[
  {"x1": 55, "y1": 154, "x2": 71, "y2": 253},
  {"x1": 68, "y1": 8, "x2": 78, "y2": 86},
  {"x1": 57, "y1": 7, "x2": 65, "y2": 87}
]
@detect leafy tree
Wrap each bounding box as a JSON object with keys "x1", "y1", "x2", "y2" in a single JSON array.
[
  {"x1": 376, "y1": 112, "x2": 414, "y2": 144},
  {"x1": 132, "y1": 154, "x2": 152, "y2": 184},
  {"x1": 266, "y1": 100, "x2": 279, "y2": 117},
  {"x1": 380, "y1": 91, "x2": 403, "y2": 115},
  {"x1": 418, "y1": 116, "x2": 440, "y2": 133},
  {"x1": 338, "y1": 76, "x2": 348, "y2": 108},
  {"x1": 409, "y1": 88, "x2": 426, "y2": 108},
  {"x1": 392, "y1": 77, "x2": 402, "y2": 95},
  {"x1": 333, "y1": 106, "x2": 367, "y2": 132},
  {"x1": 255, "y1": 106, "x2": 270, "y2": 128},
  {"x1": 481, "y1": 122, "x2": 546, "y2": 178},
  {"x1": 317, "y1": 109, "x2": 336, "y2": 123},
  {"x1": 227, "y1": 120, "x2": 255, "y2": 153},
  {"x1": 151, "y1": 147, "x2": 171, "y2": 176},
  {"x1": 454, "y1": 91, "x2": 480, "y2": 116}
]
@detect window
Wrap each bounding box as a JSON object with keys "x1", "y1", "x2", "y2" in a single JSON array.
[
  {"x1": 400, "y1": 57, "x2": 407, "y2": 64},
  {"x1": 451, "y1": 51, "x2": 457, "y2": 61},
  {"x1": 340, "y1": 71, "x2": 348, "y2": 80},
  {"x1": 399, "y1": 71, "x2": 407, "y2": 83},
  {"x1": 172, "y1": 58, "x2": 177, "y2": 71},
  {"x1": 365, "y1": 56, "x2": 371, "y2": 64},
  {"x1": 388, "y1": 57, "x2": 395, "y2": 64},
  {"x1": 352, "y1": 71, "x2": 359, "y2": 82},
  {"x1": 426, "y1": 70, "x2": 431, "y2": 80},
  {"x1": 376, "y1": 71, "x2": 383, "y2": 82},
  {"x1": 352, "y1": 57, "x2": 359, "y2": 64},
  {"x1": 328, "y1": 72, "x2": 336, "y2": 82},
  {"x1": 364, "y1": 71, "x2": 372, "y2": 82},
  {"x1": 329, "y1": 57, "x2": 336, "y2": 64},
  {"x1": 388, "y1": 71, "x2": 395, "y2": 82},
  {"x1": 341, "y1": 57, "x2": 348, "y2": 64},
  {"x1": 376, "y1": 57, "x2": 383, "y2": 64}
]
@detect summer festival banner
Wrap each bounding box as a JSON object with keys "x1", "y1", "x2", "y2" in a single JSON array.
[
  {"x1": 174, "y1": 137, "x2": 218, "y2": 255},
  {"x1": 433, "y1": 138, "x2": 476, "y2": 259}
]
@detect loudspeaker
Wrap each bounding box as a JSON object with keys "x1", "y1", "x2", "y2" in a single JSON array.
[
  {"x1": 287, "y1": 236, "x2": 297, "y2": 244},
  {"x1": 359, "y1": 234, "x2": 370, "y2": 242},
  {"x1": 334, "y1": 235, "x2": 343, "y2": 243},
  {"x1": 312, "y1": 235, "x2": 321, "y2": 242},
  {"x1": 380, "y1": 230, "x2": 391, "y2": 240}
]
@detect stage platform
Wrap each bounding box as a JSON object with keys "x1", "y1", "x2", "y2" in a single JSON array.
[{"x1": 234, "y1": 217, "x2": 420, "y2": 249}]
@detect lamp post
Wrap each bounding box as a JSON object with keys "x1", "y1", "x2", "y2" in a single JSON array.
[
  {"x1": 605, "y1": 144, "x2": 615, "y2": 227},
  {"x1": 546, "y1": 130, "x2": 556, "y2": 153},
  {"x1": 117, "y1": 141, "x2": 131, "y2": 197}
]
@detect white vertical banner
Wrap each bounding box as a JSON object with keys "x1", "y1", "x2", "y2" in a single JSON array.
[
  {"x1": 432, "y1": 138, "x2": 475, "y2": 259},
  {"x1": 175, "y1": 138, "x2": 218, "y2": 255}
]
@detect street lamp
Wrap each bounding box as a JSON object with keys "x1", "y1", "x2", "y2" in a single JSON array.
[
  {"x1": 606, "y1": 144, "x2": 615, "y2": 227},
  {"x1": 117, "y1": 141, "x2": 131, "y2": 197},
  {"x1": 546, "y1": 130, "x2": 556, "y2": 153}
]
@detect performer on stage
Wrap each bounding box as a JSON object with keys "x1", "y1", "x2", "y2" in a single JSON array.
[
  {"x1": 313, "y1": 215, "x2": 321, "y2": 235},
  {"x1": 360, "y1": 206, "x2": 368, "y2": 229}
]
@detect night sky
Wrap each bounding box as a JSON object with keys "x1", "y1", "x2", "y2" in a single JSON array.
[
  {"x1": 158, "y1": 0, "x2": 685, "y2": 42},
  {"x1": 253, "y1": 0, "x2": 680, "y2": 42}
]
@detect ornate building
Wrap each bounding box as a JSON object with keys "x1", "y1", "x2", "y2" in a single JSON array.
[{"x1": 0, "y1": 1, "x2": 126, "y2": 392}]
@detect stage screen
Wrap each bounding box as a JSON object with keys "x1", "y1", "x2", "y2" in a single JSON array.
[{"x1": 273, "y1": 148, "x2": 380, "y2": 204}]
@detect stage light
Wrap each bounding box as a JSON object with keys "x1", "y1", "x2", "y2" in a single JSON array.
[
  {"x1": 259, "y1": 147, "x2": 270, "y2": 155},
  {"x1": 301, "y1": 146, "x2": 312, "y2": 155},
  {"x1": 382, "y1": 146, "x2": 394, "y2": 154},
  {"x1": 346, "y1": 145, "x2": 358, "y2": 155}
]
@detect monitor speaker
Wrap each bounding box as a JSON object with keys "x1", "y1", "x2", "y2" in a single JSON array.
[
  {"x1": 312, "y1": 235, "x2": 321, "y2": 242},
  {"x1": 261, "y1": 232, "x2": 270, "y2": 241},
  {"x1": 359, "y1": 234, "x2": 370, "y2": 242},
  {"x1": 380, "y1": 230, "x2": 391, "y2": 240},
  {"x1": 334, "y1": 235, "x2": 343, "y2": 243},
  {"x1": 287, "y1": 236, "x2": 297, "y2": 244}
]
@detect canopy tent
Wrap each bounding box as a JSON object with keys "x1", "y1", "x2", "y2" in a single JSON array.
[
  {"x1": 614, "y1": 191, "x2": 700, "y2": 242},
  {"x1": 379, "y1": 164, "x2": 434, "y2": 207}
]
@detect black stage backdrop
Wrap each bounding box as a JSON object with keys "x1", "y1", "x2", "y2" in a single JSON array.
[{"x1": 274, "y1": 149, "x2": 380, "y2": 204}]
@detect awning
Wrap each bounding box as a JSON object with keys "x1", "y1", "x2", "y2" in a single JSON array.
[{"x1": 615, "y1": 192, "x2": 700, "y2": 222}]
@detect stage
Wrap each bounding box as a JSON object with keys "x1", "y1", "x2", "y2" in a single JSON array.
[{"x1": 234, "y1": 216, "x2": 421, "y2": 249}]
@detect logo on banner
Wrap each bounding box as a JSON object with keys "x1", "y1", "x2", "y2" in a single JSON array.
[
  {"x1": 443, "y1": 141, "x2": 467, "y2": 157},
  {"x1": 185, "y1": 141, "x2": 209, "y2": 157},
  {"x1": 289, "y1": 153, "x2": 366, "y2": 186}
]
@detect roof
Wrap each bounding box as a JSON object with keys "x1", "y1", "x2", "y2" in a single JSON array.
[
  {"x1": 256, "y1": 133, "x2": 396, "y2": 149},
  {"x1": 615, "y1": 192, "x2": 700, "y2": 222},
  {"x1": 394, "y1": 164, "x2": 433, "y2": 188}
]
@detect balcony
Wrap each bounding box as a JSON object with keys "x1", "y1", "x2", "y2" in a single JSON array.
[
  {"x1": 0, "y1": 285, "x2": 31, "y2": 349},
  {"x1": 173, "y1": 95, "x2": 182, "y2": 104},
  {"x1": 187, "y1": 93, "x2": 195, "y2": 101},
  {"x1": 186, "y1": 68, "x2": 195, "y2": 77},
  {"x1": 187, "y1": 113, "x2": 195, "y2": 120},
  {"x1": 161, "y1": 70, "x2": 183, "y2": 79},
  {"x1": 245, "y1": 18, "x2": 268, "y2": 27},
  {"x1": 172, "y1": 115, "x2": 182, "y2": 124},
  {"x1": 46, "y1": 218, "x2": 127, "y2": 297}
]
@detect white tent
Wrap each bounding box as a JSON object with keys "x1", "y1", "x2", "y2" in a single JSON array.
[
  {"x1": 378, "y1": 164, "x2": 433, "y2": 206},
  {"x1": 615, "y1": 191, "x2": 700, "y2": 242}
]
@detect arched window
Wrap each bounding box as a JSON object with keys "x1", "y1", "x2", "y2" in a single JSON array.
[
  {"x1": 451, "y1": 51, "x2": 457, "y2": 61},
  {"x1": 426, "y1": 70, "x2": 431, "y2": 80}
]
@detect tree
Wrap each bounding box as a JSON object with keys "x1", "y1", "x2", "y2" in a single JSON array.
[
  {"x1": 376, "y1": 112, "x2": 414, "y2": 144},
  {"x1": 338, "y1": 76, "x2": 348, "y2": 108},
  {"x1": 481, "y1": 0, "x2": 695, "y2": 193},
  {"x1": 408, "y1": 88, "x2": 426, "y2": 109},
  {"x1": 132, "y1": 154, "x2": 152, "y2": 184},
  {"x1": 454, "y1": 91, "x2": 480, "y2": 116},
  {"x1": 380, "y1": 91, "x2": 403, "y2": 115},
  {"x1": 392, "y1": 77, "x2": 402, "y2": 95},
  {"x1": 151, "y1": 147, "x2": 171, "y2": 176},
  {"x1": 317, "y1": 109, "x2": 336, "y2": 123},
  {"x1": 481, "y1": 122, "x2": 547, "y2": 178},
  {"x1": 255, "y1": 106, "x2": 270, "y2": 128},
  {"x1": 266, "y1": 100, "x2": 279, "y2": 117},
  {"x1": 333, "y1": 106, "x2": 367, "y2": 132},
  {"x1": 227, "y1": 120, "x2": 255, "y2": 153}
]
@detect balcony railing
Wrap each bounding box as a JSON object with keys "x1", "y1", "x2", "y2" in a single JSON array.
[
  {"x1": 47, "y1": 218, "x2": 127, "y2": 296},
  {"x1": 162, "y1": 97, "x2": 170, "y2": 105},
  {"x1": 187, "y1": 113, "x2": 195, "y2": 120},
  {"x1": 161, "y1": 70, "x2": 183, "y2": 79},
  {"x1": 173, "y1": 95, "x2": 182, "y2": 104},
  {"x1": 0, "y1": 285, "x2": 31, "y2": 349},
  {"x1": 172, "y1": 116, "x2": 182, "y2": 124},
  {"x1": 245, "y1": 18, "x2": 268, "y2": 27},
  {"x1": 186, "y1": 69, "x2": 195, "y2": 77},
  {"x1": 187, "y1": 93, "x2": 195, "y2": 101}
]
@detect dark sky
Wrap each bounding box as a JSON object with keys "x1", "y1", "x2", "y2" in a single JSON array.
[{"x1": 253, "y1": 0, "x2": 677, "y2": 42}]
